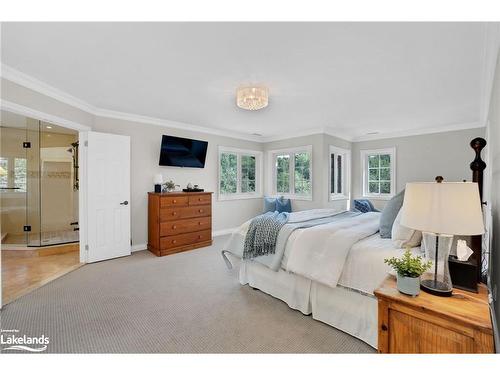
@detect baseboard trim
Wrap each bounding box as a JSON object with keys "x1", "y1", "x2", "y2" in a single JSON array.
[
  {"x1": 131, "y1": 243, "x2": 148, "y2": 252},
  {"x1": 212, "y1": 228, "x2": 237, "y2": 237}
]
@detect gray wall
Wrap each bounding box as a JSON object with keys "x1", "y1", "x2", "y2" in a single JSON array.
[
  {"x1": 92, "y1": 116, "x2": 265, "y2": 246},
  {"x1": 263, "y1": 133, "x2": 351, "y2": 212},
  {"x1": 352, "y1": 128, "x2": 486, "y2": 210},
  {"x1": 487, "y1": 48, "x2": 500, "y2": 349}
]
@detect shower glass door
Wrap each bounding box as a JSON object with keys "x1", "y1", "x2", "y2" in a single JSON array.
[{"x1": 0, "y1": 112, "x2": 31, "y2": 246}]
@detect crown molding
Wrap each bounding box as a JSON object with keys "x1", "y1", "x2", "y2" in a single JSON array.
[
  {"x1": 352, "y1": 121, "x2": 485, "y2": 142},
  {"x1": 0, "y1": 63, "x2": 489, "y2": 144},
  {"x1": 1, "y1": 64, "x2": 98, "y2": 114},
  {"x1": 0, "y1": 99, "x2": 91, "y2": 132}
]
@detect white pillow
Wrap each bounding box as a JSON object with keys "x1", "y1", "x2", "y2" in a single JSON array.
[{"x1": 391, "y1": 208, "x2": 422, "y2": 248}]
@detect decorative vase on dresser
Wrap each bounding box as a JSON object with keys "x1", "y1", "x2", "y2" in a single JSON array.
[{"x1": 148, "y1": 192, "x2": 213, "y2": 256}]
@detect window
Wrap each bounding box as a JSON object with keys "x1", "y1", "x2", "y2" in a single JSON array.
[
  {"x1": 14, "y1": 158, "x2": 27, "y2": 193},
  {"x1": 0, "y1": 157, "x2": 27, "y2": 193},
  {"x1": 329, "y1": 146, "x2": 350, "y2": 200},
  {"x1": 361, "y1": 148, "x2": 396, "y2": 198},
  {"x1": 0, "y1": 157, "x2": 8, "y2": 189},
  {"x1": 218, "y1": 146, "x2": 262, "y2": 200},
  {"x1": 269, "y1": 146, "x2": 312, "y2": 200}
]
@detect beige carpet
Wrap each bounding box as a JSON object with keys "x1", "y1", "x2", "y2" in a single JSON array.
[{"x1": 0, "y1": 235, "x2": 375, "y2": 353}]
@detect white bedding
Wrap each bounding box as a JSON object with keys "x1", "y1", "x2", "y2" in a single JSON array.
[{"x1": 337, "y1": 234, "x2": 421, "y2": 295}]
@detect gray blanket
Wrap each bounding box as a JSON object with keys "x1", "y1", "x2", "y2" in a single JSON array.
[{"x1": 243, "y1": 211, "x2": 290, "y2": 259}]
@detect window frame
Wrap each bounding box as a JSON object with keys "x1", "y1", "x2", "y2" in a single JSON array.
[
  {"x1": 218, "y1": 146, "x2": 263, "y2": 201},
  {"x1": 361, "y1": 147, "x2": 396, "y2": 199},
  {"x1": 329, "y1": 145, "x2": 351, "y2": 201},
  {"x1": 268, "y1": 145, "x2": 313, "y2": 201}
]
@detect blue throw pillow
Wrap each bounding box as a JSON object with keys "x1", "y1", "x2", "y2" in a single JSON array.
[
  {"x1": 276, "y1": 196, "x2": 292, "y2": 213},
  {"x1": 354, "y1": 199, "x2": 372, "y2": 213},
  {"x1": 263, "y1": 197, "x2": 277, "y2": 213},
  {"x1": 379, "y1": 190, "x2": 405, "y2": 238}
]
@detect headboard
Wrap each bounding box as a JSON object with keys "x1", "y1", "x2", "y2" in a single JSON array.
[{"x1": 470, "y1": 137, "x2": 487, "y2": 283}]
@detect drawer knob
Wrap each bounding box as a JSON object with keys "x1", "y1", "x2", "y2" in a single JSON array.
[
  {"x1": 198, "y1": 222, "x2": 202, "y2": 225},
  {"x1": 172, "y1": 240, "x2": 177, "y2": 244},
  {"x1": 198, "y1": 235, "x2": 202, "y2": 239},
  {"x1": 381, "y1": 324, "x2": 388, "y2": 331},
  {"x1": 198, "y1": 197, "x2": 202, "y2": 201},
  {"x1": 172, "y1": 225, "x2": 177, "y2": 229},
  {"x1": 199, "y1": 209, "x2": 203, "y2": 213},
  {"x1": 172, "y1": 212, "x2": 177, "y2": 216},
  {"x1": 173, "y1": 200, "x2": 177, "y2": 203}
]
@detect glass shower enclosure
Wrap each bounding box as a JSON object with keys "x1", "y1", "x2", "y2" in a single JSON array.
[{"x1": 0, "y1": 110, "x2": 79, "y2": 247}]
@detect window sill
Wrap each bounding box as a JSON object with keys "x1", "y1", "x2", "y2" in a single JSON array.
[
  {"x1": 218, "y1": 194, "x2": 263, "y2": 202},
  {"x1": 362, "y1": 194, "x2": 394, "y2": 201},
  {"x1": 273, "y1": 194, "x2": 313, "y2": 201},
  {"x1": 330, "y1": 195, "x2": 349, "y2": 201}
]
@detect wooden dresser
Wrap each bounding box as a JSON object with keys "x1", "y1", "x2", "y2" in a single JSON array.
[
  {"x1": 374, "y1": 276, "x2": 494, "y2": 353},
  {"x1": 148, "y1": 192, "x2": 213, "y2": 256}
]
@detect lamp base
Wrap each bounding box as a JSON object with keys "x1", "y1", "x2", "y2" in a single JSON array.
[{"x1": 420, "y1": 279, "x2": 452, "y2": 297}]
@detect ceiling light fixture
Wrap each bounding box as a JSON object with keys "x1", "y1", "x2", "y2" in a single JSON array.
[
  {"x1": 46, "y1": 125, "x2": 52, "y2": 129},
  {"x1": 236, "y1": 86, "x2": 269, "y2": 111}
]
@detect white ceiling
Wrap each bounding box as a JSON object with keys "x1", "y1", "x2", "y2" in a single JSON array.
[{"x1": 0, "y1": 22, "x2": 491, "y2": 140}]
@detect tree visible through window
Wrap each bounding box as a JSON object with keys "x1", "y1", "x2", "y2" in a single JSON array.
[
  {"x1": 241, "y1": 155, "x2": 256, "y2": 193},
  {"x1": 368, "y1": 154, "x2": 391, "y2": 194},
  {"x1": 219, "y1": 153, "x2": 237, "y2": 194},
  {"x1": 362, "y1": 148, "x2": 395, "y2": 197},
  {"x1": 0, "y1": 157, "x2": 8, "y2": 189},
  {"x1": 272, "y1": 147, "x2": 312, "y2": 198},
  {"x1": 219, "y1": 148, "x2": 260, "y2": 198}
]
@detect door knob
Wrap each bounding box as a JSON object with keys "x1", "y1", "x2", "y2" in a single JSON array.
[{"x1": 120, "y1": 200, "x2": 129, "y2": 205}]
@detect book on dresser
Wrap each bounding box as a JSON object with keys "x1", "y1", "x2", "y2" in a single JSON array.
[{"x1": 148, "y1": 192, "x2": 213, "y2": 256}]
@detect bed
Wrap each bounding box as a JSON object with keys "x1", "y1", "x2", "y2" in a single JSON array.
[{"x1": 222, "y1": 208, "x2": 421, "y2": 348}]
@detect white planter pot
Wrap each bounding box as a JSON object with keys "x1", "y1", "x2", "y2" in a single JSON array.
[{"x1": 397, "y1": 274, "x2": 420, "y2": 296}]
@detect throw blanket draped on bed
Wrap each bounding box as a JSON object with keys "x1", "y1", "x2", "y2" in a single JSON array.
[{"x1": 243, "y1": 211, "x2": 290, "y2": 259}]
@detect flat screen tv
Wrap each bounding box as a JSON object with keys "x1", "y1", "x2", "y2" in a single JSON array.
[{"x1": 159, "y1": 135, "x2": 208, "y2": 168}]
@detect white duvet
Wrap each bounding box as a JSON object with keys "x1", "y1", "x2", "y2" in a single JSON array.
[{"x1": 226, "y1": 210, "x2": 383, "y2": 289}]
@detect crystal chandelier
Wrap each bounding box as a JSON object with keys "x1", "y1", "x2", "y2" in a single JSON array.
[{"x1": 236, "y1": 86, "x2": 269, "y2": 111}]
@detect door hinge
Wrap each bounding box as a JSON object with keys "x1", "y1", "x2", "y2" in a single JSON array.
[
  {"x1": 85, "y1": 244, "x2": 89, "y2": 251},
  {"x1": 84, "y1": 140, "x2": 88, "y2": 147},
  {"x1": 23, "y1": 142, "x2": 31, "y2": 149},
  {"x1": 23, "y1": 225, "x2": 31, "y2": 232}
]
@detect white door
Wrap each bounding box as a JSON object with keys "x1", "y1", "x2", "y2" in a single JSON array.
[{"x1": 85, "y1": 131, "x2": 131, "y2": 263}]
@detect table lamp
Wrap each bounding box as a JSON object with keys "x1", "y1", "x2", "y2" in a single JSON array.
[{"x1": 400, "y1": 179, "x2": 484, "y2": 296}]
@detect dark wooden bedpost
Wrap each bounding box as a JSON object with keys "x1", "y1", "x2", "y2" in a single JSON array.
[{"x1": 470, "y1": 137, "x2": 487, "y2": 282}]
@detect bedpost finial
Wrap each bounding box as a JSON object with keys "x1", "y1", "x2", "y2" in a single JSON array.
[{"x1": 435, "y1": 176, "x2": 444, "y2": 183}]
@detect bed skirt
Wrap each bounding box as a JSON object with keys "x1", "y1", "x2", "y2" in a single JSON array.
[{"x1": 239, "y1": 260, "x2": 378, "y2": 348}]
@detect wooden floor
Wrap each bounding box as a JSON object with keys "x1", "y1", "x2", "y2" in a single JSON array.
[{"x1": 2, "y1": 247, "x2": 82, "y2": 305}]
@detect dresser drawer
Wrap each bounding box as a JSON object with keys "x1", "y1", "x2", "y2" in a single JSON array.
[
  {"x1": 160, "y1": 217, "x2": 211, "y2": 236},
  {"x1": 160, "y1": 196, "x2": 189, "y2": 207},
  {"x1": 188, "y1": 194, "x2": 211, "y2": 206},
  {"x1": 160, "y1": 229, "x2": 212, "y2": 250},
  {"x1": 160, "y1": 205, "x2": 211, "y2": 221}
]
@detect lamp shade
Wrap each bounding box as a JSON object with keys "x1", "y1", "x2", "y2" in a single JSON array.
[
  {"x1": 153, "y1": 174, "x2": 163, "y2": 185},
  {"x1": 400, "y1": 182, "x2": 484, "y2": 235}
]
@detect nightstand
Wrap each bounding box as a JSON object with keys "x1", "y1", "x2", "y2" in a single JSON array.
[{"x1": 374, "y1": 276, "x2": 494, "y2": 353}]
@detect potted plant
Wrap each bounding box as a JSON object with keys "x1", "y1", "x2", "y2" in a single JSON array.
[
  {"x1": 162, "y1": 180, "x2": 179, "y2": 193},
  {"x1": 384, "y1": 250, "x2": 432, "y2": 296}
]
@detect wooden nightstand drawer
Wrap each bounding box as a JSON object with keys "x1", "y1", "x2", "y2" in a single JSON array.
[{"x1": 160, "y1": 217, "x2": 211, "y2": 236}]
